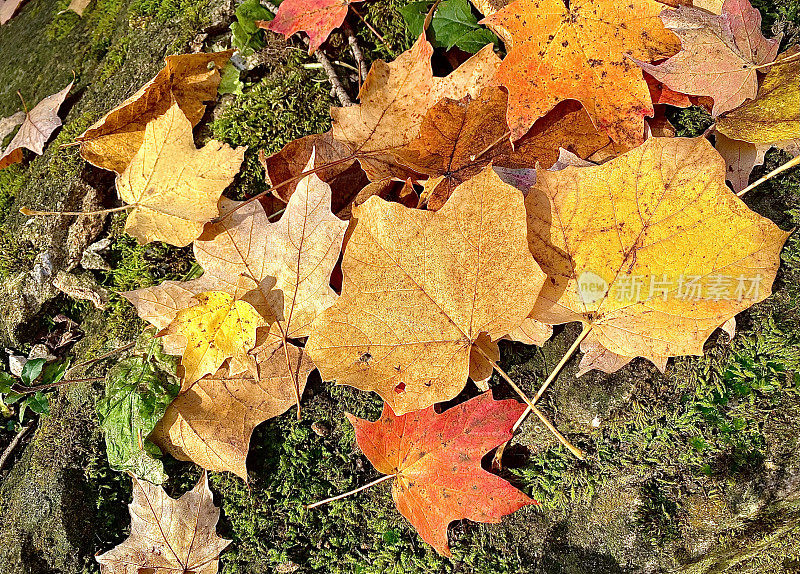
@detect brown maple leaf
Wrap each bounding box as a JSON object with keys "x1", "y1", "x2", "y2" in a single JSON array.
[
  {"x1": 331, "y1": 34, "x2": 500, "y2": 181},
  {"x1": 346, "y1": 391, "x2": 535, "y2": 556},
  {"x1": 526, "y1": 136, "x2": 788, "y2": 371},
  {"x1": 259, "y1": 130, "x2": 368, "y2": 216},
  {"x1": 96, "y1": 472, "x2": 230, "y2": 574},
  {"x1": 482, "y1": 0, "x2": 679, "y2": 147},
  {"x1": 115, "y1": 102, "x2": 245, "y2": 247},
  {"x1": 0, "y1": 81, "x2": 73, "y2": 170},
  {"x1": 77, "y1": 51, "x2": 232, "y2": 173},
  {"x1": 634, "y1": 0, "x2": 780, "y2": 116},
  {"x1": 394, "y1": 87, "x2": 624, "y2": 210},
  {"x1": 151, "y1": 341, "x2": 314, "y2": 479},
  {"x1": 306, "y1": 165, "x2": 545, "y2": 415}
]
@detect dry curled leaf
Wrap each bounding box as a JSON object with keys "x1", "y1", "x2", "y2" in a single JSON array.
[
  {"x1": 96, "y1": 472, "x2": 230, "y2": 574},
  {"x1": 347, "y1": 391, "x2": 535, "y2": 556},
  {"x1": 261, "y1": 0, "x2": 364, "y2": 53},
  {"x1": 331, "y1": 34, "x2": 501, "y2": 181},
  {"x1": 307, "y1": 165, "x2": 545, "y2": 415},
  {"x1": 526, "y1": 136, "x2": 788, "y2": 370},
  {"x1": 259, "y1": 131, "x2": 367, "y2": 215},
  {"x1": 713, "y1": 131, "x2": 770, "y2": 192},
  {"x1": 395, "y1": 87, "x2": 623, "y2": 210},
  {"x1": 483, "y1": 0, "x2": 679, "y2": 146},
  {"x1": 115, "y1": 102, "x2": 245, "y2": 247},
  {"x1": 161, "y1": 291, "x2": 266, "y2": 388},
  {"x1": 0, "y1": 0, "x2": 23, "y2": 24},
  {"x1": 634, "y1": 0, "x2": 780, "y2": 116},
  {"x1": 77, "y1": 51, "x2": 232, "y2": 173},
  {"x1": 151, "y1": 342, "x2": 314, "y2": 479},
  {"x1": 0, "y1": 81, "x2": 73, "y2": 170}
]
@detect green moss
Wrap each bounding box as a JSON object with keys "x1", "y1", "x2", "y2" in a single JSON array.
[
  {"x1": 47, "y1": 111, "x2": 102, "y2": 178},
  {"x1": 211, "y1": 63, "x2": 335, "y2": 197},
  {"x1": 129, "y1": 0, "x2": 209, "y2": 25},
  {"x1": 96, "y1": 37, "x2": 131, "y2": 82},
  {"x1": 358, "y1": 0, "x2": 415, "y2": 59}
]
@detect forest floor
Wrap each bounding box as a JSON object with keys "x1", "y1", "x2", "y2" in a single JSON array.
[{"x1": 0, "y1": 0, "x2": 800, "y2": 572}]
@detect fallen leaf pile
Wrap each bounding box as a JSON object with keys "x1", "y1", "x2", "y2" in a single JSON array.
[{"x1": 11, "y1": 0, "x2": 798, "y2": 566}]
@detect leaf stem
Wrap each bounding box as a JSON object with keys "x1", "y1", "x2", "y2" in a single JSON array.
[
  {"x1": 470, "y1": 130, "x2": 511, "y2": 163},
  {"x1": 737, "y1": 154, "x2": 800, "y2": 197},
  {"x1": 306, "y1": 473, "x2": 395, "y2": 509},
  {"x1": 11, "y1": 376, "x2": 106, "y2": 395},
  {"x1": 20, "y1": 205, "x2": 132, "y2": 217},
  {"x1": 350, "y1": 7, "x2": 391, "y2": 53},
  {"x1": 512, "y1": 325, "x2": 592, "y2": 433},
  {"x1": 0, "y1": 419, "x2": 35, "y2": 473},
  {"x1": 477, "y1": 346, "x2": 585, "y2": 459}
]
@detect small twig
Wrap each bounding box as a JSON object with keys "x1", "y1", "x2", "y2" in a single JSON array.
[
  {"x1": 343, "y1": 21, "x2": 368, "y2": 87},
  {"x1": 11, "y1": 376, "x2": 106, "y2": 396},
  {"x1": 307, "y1": 474, "x2": 395, "y2": 509},
  {"x1": 268, "y1": 207, "x2": 286, "y2": 221},
  {"x1": 20, "y1": 205, "x2": 132, "y2": 217},
  {"x1": 314, "y1": 48, "x2": 353, "y2": 106},
  {"x1": 738, "y1": 154, "x2": 800, "y2": 197},
  {"x1": 17, "y1": 91, "x2": 28, "y2": 115},
  {"x1": 477, "y1": 346, "x2": 585, "y2": 459},
  {"x1": 63, "y1": 342, "x2": 135, "y2": 380},
  {"x1": 350, "y1": 7, "x2": 391, "y2": 53},
  {"x1": 0, "y1": 419, "x2": 35, "y2": 473}
]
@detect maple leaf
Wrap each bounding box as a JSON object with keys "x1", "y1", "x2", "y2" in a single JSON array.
[
  {"x1": 482, "y1": 0, "x2": 679, "y2": 147},
  {"x1": 525, "y1": 136, "x2": 788, "y2": 369},
  {"x1": 634, "y1": 0, "x2": 780, "y2": 116},
  {"x1": 125, "y1": 160, "x2": 347, "y2": 336},
  {"x1": 394, "y1": 87, "x2": 624, "y2": 210},
  {"x1": 715, "y1": 46, "x2": 799, "y2": 146},
  {"x1": 96, "y1": 472, "x2": 230, "y2": 574},
  {"x1": 0, "y1": 111, "x2": 24, "y2": 143},
  {"x1": 115, "y1": 102, "x2": 245, "y2": 247},
  {"x1": 306, "y1": 165, "x2": 545, "y2": 415},
  {"x1": 161, "y1": 291, "x2": 266, "y2": 388},
  {"x1": 151, "y1": 341, "x2": 314, "y2": 479},
  {"x1": 260, "y1": 0, "x2": 364, "y2": 53},
  {"x1": 0, "y1": 81, "x2": 73, "y2": 170},
  {"x1": 77, "y1": 51, "x2": 232, "y2": 173},
  {"x1": 331, "y1": 34, "x2": 501, "y2": 181},
  {"x1": 713, "y1": 131, "x2": 771, "y2": 193},
  {"x1": 346, "y1": 391, "x2": 535, "y2": 556},
  {"x1": 0, "y1": 0, "x2": 23, "y2": 24},
  {"x1": 259, "y1": 131, "x2": 367, "y2": 216}
]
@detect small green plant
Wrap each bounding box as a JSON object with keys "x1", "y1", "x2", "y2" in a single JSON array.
[
  {"x1": 399, "y1": 0, "x2": 499, "y2": 53},
  {"x1": 0, "y1": 358, "x2": 70, "y2": 427},
  {"x1": 231, "y1": 0, "x2": 274, "y2": 56}
]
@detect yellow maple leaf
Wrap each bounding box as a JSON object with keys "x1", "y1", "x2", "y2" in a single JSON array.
[
  {"x1": 526, "y1": 137, "x2": 788, "y2": 368},
  {"x1": 161, "y1": 291, "x2": 266, "y2": 389},
  {"x1": 116, "y1": 102, "x2": 245, "y2": 247}
]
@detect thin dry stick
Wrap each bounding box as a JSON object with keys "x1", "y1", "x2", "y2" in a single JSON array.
[
  {"x1": 737, "y1": 154, "x2": 800, "y2": 197},
  {"x1": 343, "y1": 21, "x2": 368, "y2": 86},
  {"x1": 477, "y1": 346, "x2": 585, "y2": 460},
  {"x1": 307, "y1": 473, "x2": 395, "y2": 509},
  {"x1": 0, "y1": 419, "x2": 35, "y2": 473},
  {"x1": 752, "y1": 51, "x2": 800, "y2": 70},
  {"x1": 21, "y1": 205, "x2": 132, "y2": 217}
]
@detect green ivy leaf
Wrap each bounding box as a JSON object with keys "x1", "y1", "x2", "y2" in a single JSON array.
[
  {"x1": 231, "y1": 0, "x2": 273, "y2": 56},
  {"x1": 20, "y1": 358, "x2": 45, "y2": 386},
  {"x1": 398, "y1": 0, "x2": 498, "y2": 53},
  {"x1": 96, "y1": 347, "x2": 180, "y2": 484},
  {"x1": 0, "y1": 372, "x2": 14, "y2": 394},
  {"x1": 219, "y1": 62, "x2": 245, "y2": 96},
  {"x1": 40, "y1": 359, "x2": 69, "y2": 386},
  {"x1": 25, "y1": 392, "x2": 50, "y2": 416}
]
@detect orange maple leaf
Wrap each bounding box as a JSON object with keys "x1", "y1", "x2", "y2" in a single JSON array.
[
  {"x1": 482, "y1": 0, "x2": 679, "y2": 147},
  {"x1": 261, "y1": 0, "x2": 364, "y2": 53}
]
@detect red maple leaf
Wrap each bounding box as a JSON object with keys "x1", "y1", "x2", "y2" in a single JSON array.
[
  {"x1": 262, "y1": 0, "x2": 364, "y2": 53},
  {"x1": 347, "y1": 391, "x2": 536, "y2": 556}
]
